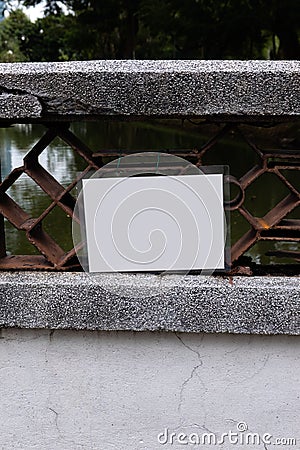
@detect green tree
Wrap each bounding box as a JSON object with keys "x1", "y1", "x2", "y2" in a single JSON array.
[
  {"x1": 29, "y1": 14, "x2": 78, "y2": 61},
  {"x1": 262, "y1": 0, "x2": 300, "y2": 59},
  {"x1": 23, "y1": 0, "x2": 142, "y2": 59},
  {"x1": 0, "y1": 9, "x2": 36, "y2": 62},
  {"x1": 18, "y1": 0, "x2": 300, "y2": 60}
]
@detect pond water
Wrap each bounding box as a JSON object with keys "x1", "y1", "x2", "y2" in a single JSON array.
[{"x1": 0, "y1": 121, "x2": 298, "y2": 265}]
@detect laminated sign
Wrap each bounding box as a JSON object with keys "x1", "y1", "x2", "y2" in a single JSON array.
[{"x1": 78, "y1": 159, "x2": 229, "y2": 273}]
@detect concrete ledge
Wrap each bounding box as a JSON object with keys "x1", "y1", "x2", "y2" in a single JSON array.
[
  {"x1": 0, "y1": 60, "x2": 300, "y2": 120},
  {"x1": 0, "y1": 93, "x2": 42, "y2": 119},
  {"x1": 0, "y1": 272, "x2": 299, "y2": 334}
]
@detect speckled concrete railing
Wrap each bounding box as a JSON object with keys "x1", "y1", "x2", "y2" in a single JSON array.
[
  {"x1": 0, "y1": 60, "x2": 300, "y2": 121},
  {"x1": 0, "y1": 272, "x2": 299, "y2": 334},
  {"x1": 0, "y1": 61, "x2": 299, "y2": 336}
]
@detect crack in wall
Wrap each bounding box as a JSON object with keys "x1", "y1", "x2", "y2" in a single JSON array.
[
  {"x1": 177, "y1": 363, "x2": 202, "y2": 413},
  {"x1": 0, "y1": 84, "x2": 120, "y2": 118},
  {"x1": 48, "y1": 407, "x2": 60, "y2": 435},
  {"x1": 48, "y1": 407, "x2": 86, "y2": 449},
  {"x1": 175, "y1": 333, "x2": 204, "y2": 363},
  {"x1": 223, "y1": 353, "x2": 271, "y2": 393},
  {"x1": 0, "y1": 85, "x2": 37, "y2": 97},
  {"x1": 175, "y1": 333, "x2": 208, "y2": 416}
]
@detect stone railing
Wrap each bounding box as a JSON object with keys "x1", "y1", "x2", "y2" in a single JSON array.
[
  {"x1": 0, "y1": 61, "x2": 299, "y2": 450},
  {"x1": 0, "y1": 60, "x2": 298, "y2": 337},
  {"x1": 0, "y1": 60, "x2": 300, "y2": 121}
]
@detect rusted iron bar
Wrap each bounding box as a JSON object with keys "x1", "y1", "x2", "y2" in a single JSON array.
[{"x1": 0, "y1": 161, "x2": 6, "y2": 258}]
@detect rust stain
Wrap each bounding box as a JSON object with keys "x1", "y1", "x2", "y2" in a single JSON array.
[{"x1": 257, "y1": 218, "x2": 270, "y2": 230}]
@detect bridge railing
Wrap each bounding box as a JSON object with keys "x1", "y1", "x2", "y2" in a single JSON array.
[{"x1": 0, "y1": 60, "x2": 299, "y2": 270}]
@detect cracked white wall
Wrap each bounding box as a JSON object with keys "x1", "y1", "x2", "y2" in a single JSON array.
[{"x1": 0, "y1": 329, "x2": 299, "y2": 450}]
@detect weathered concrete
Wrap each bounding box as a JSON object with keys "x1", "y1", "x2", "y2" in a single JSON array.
[
  {"x1": 0, "y1": 272, "x2": 298, "y2": 334},
  {"x1": 0, "y1": 93, "x2": 42, "y2": 118},
  {"x1": 0, "y1": 61, "x2": 300, "y2": 120},
  {"x1": 0, "y1": 329, "x2": 299, "y2": 450}
]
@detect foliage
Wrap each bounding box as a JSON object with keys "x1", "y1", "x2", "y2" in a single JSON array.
[
  {"x1": 0, "y1": 0, "x2": 299, "y2": 62},
  {"x1": 0, "y1": 9, "x2": 33, "y2": 61},
  {"x1": 29, "y1": 14, "x2": 78, "y2": 61}
]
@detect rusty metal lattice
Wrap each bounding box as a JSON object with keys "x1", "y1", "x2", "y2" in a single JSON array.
[
  {"x1": 190, "y1": 123, "x2": 300, "y2": 265},
  {"x1": 0, "y1": 122, "x2": 299, "y2": 271},
  {"x1": 0, "y1": 124, "x2": 102, "y2": 270}
]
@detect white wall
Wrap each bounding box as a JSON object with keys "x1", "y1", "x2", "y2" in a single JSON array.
[{"x1": 0, "y1": 329, "x2": 299, "y2": 450}]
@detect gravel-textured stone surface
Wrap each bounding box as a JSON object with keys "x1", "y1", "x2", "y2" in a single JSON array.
[
  {"x1": 0, "y1": 272, "x2": 298, "y2": 334},
  {"x1": 0, "y1": 60, "x2": 300, "y2": 120},
  {"x1": 0, "y1": 93, "x2": 42, "y2": 118}
]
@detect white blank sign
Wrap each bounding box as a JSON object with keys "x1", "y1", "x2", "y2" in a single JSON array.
[{"x1": 82, "y1": 174, "x2": 225, "y2": 272}]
